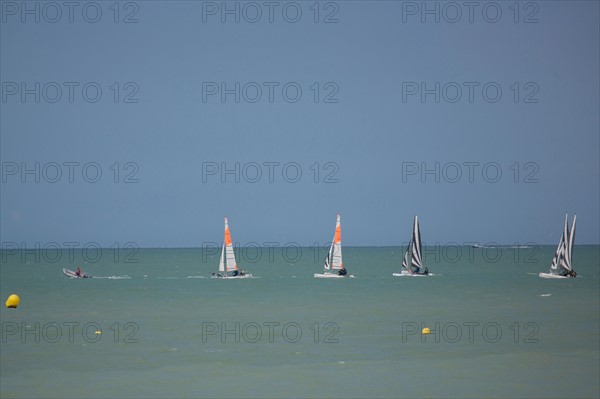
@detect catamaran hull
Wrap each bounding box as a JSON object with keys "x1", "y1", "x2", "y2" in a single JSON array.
[
  {"x1": 63, "y1": 268, "x2": 92, "y2": 278},
  {"x1": 211, "y1": 273, "x2": 253, "y2": 279},
  {"x1": 314, "y1": 273, "x2": 355, "y2": 278},
  {"x1": 538, "y1": 272, "x2": 572, "y2": 279},
  {"x1": 392, "y1": 272, "x2": 428, "y2": 277}
]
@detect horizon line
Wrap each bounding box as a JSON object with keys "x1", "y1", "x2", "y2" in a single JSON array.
[{"x1": 2, "y1": 244, "x2": 600, "y2": 250}]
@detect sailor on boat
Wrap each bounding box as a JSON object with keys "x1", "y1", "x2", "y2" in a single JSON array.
[
  {"x1": 410, "y1": 265, "x2": 429, "y2": 275},
  {"x1": 75, "y1": 267, "x2": 83, "y2": 277},
  {"x1": 560, "y1": 269, "x2": 577, "y2": 278},
  {"x1": 338, "y1": 266, "x2": 347, "y2": 276}
]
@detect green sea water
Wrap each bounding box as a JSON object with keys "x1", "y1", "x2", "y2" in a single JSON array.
[{"x1": 1, "y1": 246, "x2": 599, "y2": 398}]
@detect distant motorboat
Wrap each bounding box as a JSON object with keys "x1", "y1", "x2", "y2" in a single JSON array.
[
  {"x1": 63, "y1": 268, "x2": 92, "y2": 278},
  {"x1": 471, "y1": 244, "x2": 486, "y2": 249}
]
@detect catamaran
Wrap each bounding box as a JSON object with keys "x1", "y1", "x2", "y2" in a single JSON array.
[
  {"x1": 539, "y1": 213, "x2": 577, "y2": 279},
  {"x1": 212, "y1": 217, "x2": 252, "y2": 279},
  {"x1": 314, "y1": 214, "x2": 354, "y2": 278},
  {"x1": 393, "y1": 215, "x2": 430, "y2": 277}
]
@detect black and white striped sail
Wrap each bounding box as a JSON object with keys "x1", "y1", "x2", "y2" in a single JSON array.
[
  {"x1": 548, "y1": 228, "x2": 564, "y2": 272},
  {"x1": 548, "y1": 213, "x2": 576, "y2": 275},
  {"x1": 565, "y1": 214, "x2": 576, "y2": 271},
  {"x1": 401, "y1": 244, "x2": 411, "y2": 272},
  {"x1": 410, "y1": 215, "x2": 424, "y2": 272}
]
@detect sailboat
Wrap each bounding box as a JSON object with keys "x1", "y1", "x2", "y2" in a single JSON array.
[
  {"x1": 314, "y1": 214, "x2": 355, "y2": 278},
  {"x1": 539, "y1": 213, "x2": 577, "y2": 279},
  {"x1": 212, "y1": 217, "x2": 252, "y2": 279},
  {"x1": 393, "y1": 215, "x2": 430, "y2": 277}
]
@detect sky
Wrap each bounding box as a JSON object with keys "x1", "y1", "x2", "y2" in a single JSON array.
[{"x1": 1, "y1": 0, "x2": 599, "y2": 247}]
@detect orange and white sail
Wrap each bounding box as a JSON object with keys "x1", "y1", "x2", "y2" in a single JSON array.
[
  {"x1": 324, "y1": 214, "x2": 343, "y2": 270},
  {"x1": 219, "y1": 217, "x2": 238, "y2": 272}
]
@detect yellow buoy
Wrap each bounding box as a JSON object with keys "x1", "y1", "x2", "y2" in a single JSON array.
[
  {"x1": 5, "y1": 294, "x2": 20, "y2": 308},
  {"x1": 95, "y1": 330, "x2": 102, "y2": 335},
  {"x1": 422, "y1": 327, "x2": 431, "y2": 335}
]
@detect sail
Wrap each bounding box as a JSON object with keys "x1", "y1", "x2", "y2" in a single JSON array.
[
  {"x1": 559, "y1": 214, "x2": 572, "y2": 272},
  {"x1": 566, "y1": 214, "x2": 576, "y2": 270},
  {"x1": 544, "y1": 213, "x2": 577, "y2": 277},
  {"x1": 549, "y1": 230, "x2": 564, "y2": 272},
  {"x1": 410, "y1": 216, "x2": 424, "y2": 271},
  {"x1": 224, "y1": 217, "x2": 238, "y2": 271},
  {"x1": 218, "y1": 243, "x2": 225, "y2": 272},
  {"x1": 401, "y1": 243, "x2": 411, "y2": 271},
  {"x1": 330, "y1": 214, "x2": 343, "y2": 270},
  {"x1": 324, "y1": 241, "x2": 333, "y2": 270}
]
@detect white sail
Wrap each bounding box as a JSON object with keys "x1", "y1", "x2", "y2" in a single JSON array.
[
  {"x1": 218, "y1": 243, "x2": 225, "y2": 272},
  {"x1": 225, "y1": 245, "x2": 238, "y2": 271},
  {"x1": 331, "y1": 214, "x2": 343, "y2": 270},
  {"x1": 411, "y1": 216, "x2": 424, "y2": 271}
]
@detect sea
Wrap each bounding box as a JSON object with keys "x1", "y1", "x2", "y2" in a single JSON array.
[{"x1": 1, "y1": 245, "x2": 599, "y2": 398}]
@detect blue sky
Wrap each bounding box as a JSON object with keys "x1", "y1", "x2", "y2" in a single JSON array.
[{"x1": 1, "y1": 1, "x2": 598, "y2": 247}]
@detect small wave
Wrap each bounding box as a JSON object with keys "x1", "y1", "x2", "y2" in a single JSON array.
[
  {"x1": 94, "y1": 276, "x2": 131, "y2": 279},
  {"x1": 540, "y1": 294, "x2": 552, "y2": 297},
  {"x1": 186, "y1": 275, "x2": 207, "y2": 279}
]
